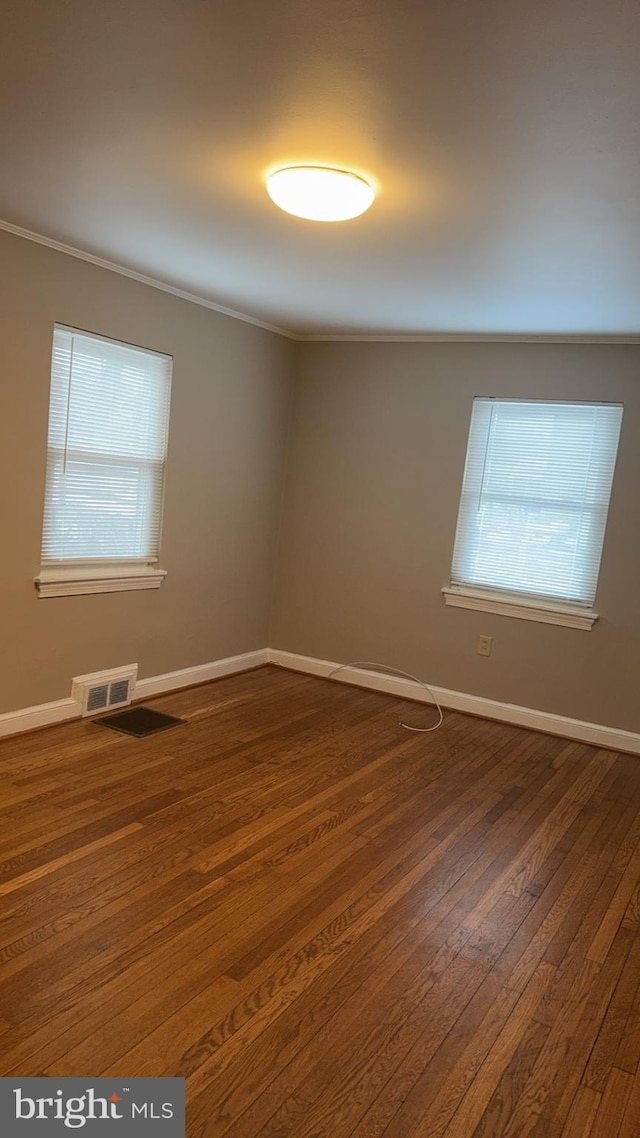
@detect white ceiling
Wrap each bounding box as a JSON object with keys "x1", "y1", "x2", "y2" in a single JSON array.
[{"x1": 1, "y1": 0, "x2": 639, "y2": 337}]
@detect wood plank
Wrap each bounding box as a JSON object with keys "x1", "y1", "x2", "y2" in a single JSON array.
[
  {"x1": 560, "y1": 1085, "x2": 601, "y2": 1138},
  {"x1": 590, "y1": 1067, "x2": 634, "y2": 1138}
]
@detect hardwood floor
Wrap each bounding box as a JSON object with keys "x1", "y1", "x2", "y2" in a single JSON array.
[{"x1": 1, "y1": 664, "x2": 640, "y2": 1136}]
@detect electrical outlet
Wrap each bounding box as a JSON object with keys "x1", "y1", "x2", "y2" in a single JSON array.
[{"x1": 477, "y1": 635, "x2": 493, "y2": 657}]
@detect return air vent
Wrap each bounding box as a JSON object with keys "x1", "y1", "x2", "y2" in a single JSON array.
[
  {"x1": 109, "y1": 678, "x2": 131, "y2": 706},
  {"x1": 71, "y1": 664, "x2": 138, "y2": 717},
  {"x1": 86, "y1": 684, "x2": 109, "y2": 713}
]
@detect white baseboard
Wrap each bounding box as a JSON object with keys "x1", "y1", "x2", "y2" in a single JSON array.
[
  {"x1": 267, "y1": 649, "x2": 640, "y2": 756},
  {"x1": 133, "y1": 649, "x2": 268, "y2": 700},
  {"x1": 0, "y1": 649, "x2": 268, "y2": 740},
  {"x1": 2, "y1": 646, "x2": 639, "y2": 755},
  {"x1": 0, "y1": 697, "x2": 82, "y2": 739}
]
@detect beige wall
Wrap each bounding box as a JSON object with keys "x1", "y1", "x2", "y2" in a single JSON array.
[
  {"x1": 0, "y1": 230, "x2": 294, "y2": 713},
  {"x1": 271, "y1": 341, "x2": 640, "y2": 733},
  {"x1": 4, "y1": 230, "x2": 639, "y2": 735}
]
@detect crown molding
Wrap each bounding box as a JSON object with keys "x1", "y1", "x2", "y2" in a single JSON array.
[
  {"x1": 0, "y1": 218, "x2": 295, "y2": 339},
  {"x1": 298, "y1": 332, "x2": 640, "y2": 343},
  {"x1": 2, "y1": 217, "x2": 640, "y2": 344}
]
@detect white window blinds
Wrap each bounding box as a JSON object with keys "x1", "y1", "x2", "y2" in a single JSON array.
[
  {"x1": 41, "y1": 327, "x2": 172, "y2": 565},
  {"x1": 451, "y1": 399, "x2": 623, "y2": 607}
]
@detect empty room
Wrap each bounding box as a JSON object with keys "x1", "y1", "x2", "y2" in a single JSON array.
[{"x1": 1, "y1": 1, "x2": 640, "y2": 1135}]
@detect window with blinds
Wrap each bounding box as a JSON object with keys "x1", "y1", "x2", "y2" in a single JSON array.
[
  {"x1": 41, "y1": 327, "x2": 172, "y2": 568},
  {"x1": 450, "y1": 399, "x2": 623, "y2": 608}
]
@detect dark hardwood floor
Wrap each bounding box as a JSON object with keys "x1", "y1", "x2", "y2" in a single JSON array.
[{"x1": 1, "y1": 664, "x2": 640, "y2": 1137}]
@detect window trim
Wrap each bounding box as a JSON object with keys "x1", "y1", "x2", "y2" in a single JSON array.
[
  {"x1": 38, "y1": 325, "x2": 172, "y2": 597},
  {"x1": 446, "y1": 397, "x2": 622, "y2": 628},
  {"x1": 35, "y1": 564, "x2": 167, "y2": 598},
  {"x1": 442, "y1": 585, "x2": 597, "y2": 630}
]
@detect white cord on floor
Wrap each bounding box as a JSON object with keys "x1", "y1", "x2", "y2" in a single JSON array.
[{"x1": 327, "y1": 661, "x2": 444, "y2": 733}]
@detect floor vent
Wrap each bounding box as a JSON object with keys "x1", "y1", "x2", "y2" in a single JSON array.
[
  {"x1": 95, "y1": 707, "x2": 185, "y2": 738},
  {"x1": 72, "y1": 665, "x2": 138, "y2": 717}
]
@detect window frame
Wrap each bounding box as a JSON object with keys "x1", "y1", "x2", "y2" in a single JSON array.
[
  {"x1": 35, "y1": 325, "x2": 172, "y2": 598},
  {"x1": 443, "y1": 397, "x2": 623, "y2": 630}
]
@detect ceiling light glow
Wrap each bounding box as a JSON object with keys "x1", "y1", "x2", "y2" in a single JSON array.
[{"x1": 266, "y1": 166, "x2": 375, "y2": 222}]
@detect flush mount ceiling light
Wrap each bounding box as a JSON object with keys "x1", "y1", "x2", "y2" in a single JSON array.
[{"x1": 265, "y1": 166, "x2": 375, "y2": 222}]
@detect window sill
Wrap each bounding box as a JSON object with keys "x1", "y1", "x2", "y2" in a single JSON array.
[
  {"x1": 442, "y1": 586, "x2": 597, "y2": 630},
  {"x1": 35, "y1": 566, "x2": 167, "y2": 598}
]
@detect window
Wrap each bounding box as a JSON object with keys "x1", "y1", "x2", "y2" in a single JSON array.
[
  {"x1": 36, "y1": 326, "x2": 172, "y2": 598},
  {"x1": 443, "y1": 399, "x2": 623, "y2": 629}
]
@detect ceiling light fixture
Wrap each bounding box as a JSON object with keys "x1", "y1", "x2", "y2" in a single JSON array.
[{"x1": 265, "y1": 166, "x2": 375, "y2": 222}]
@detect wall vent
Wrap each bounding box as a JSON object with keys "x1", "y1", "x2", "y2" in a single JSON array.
[{"x1": 72, "y1": 664, "x2": 138, "y2": 717}]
